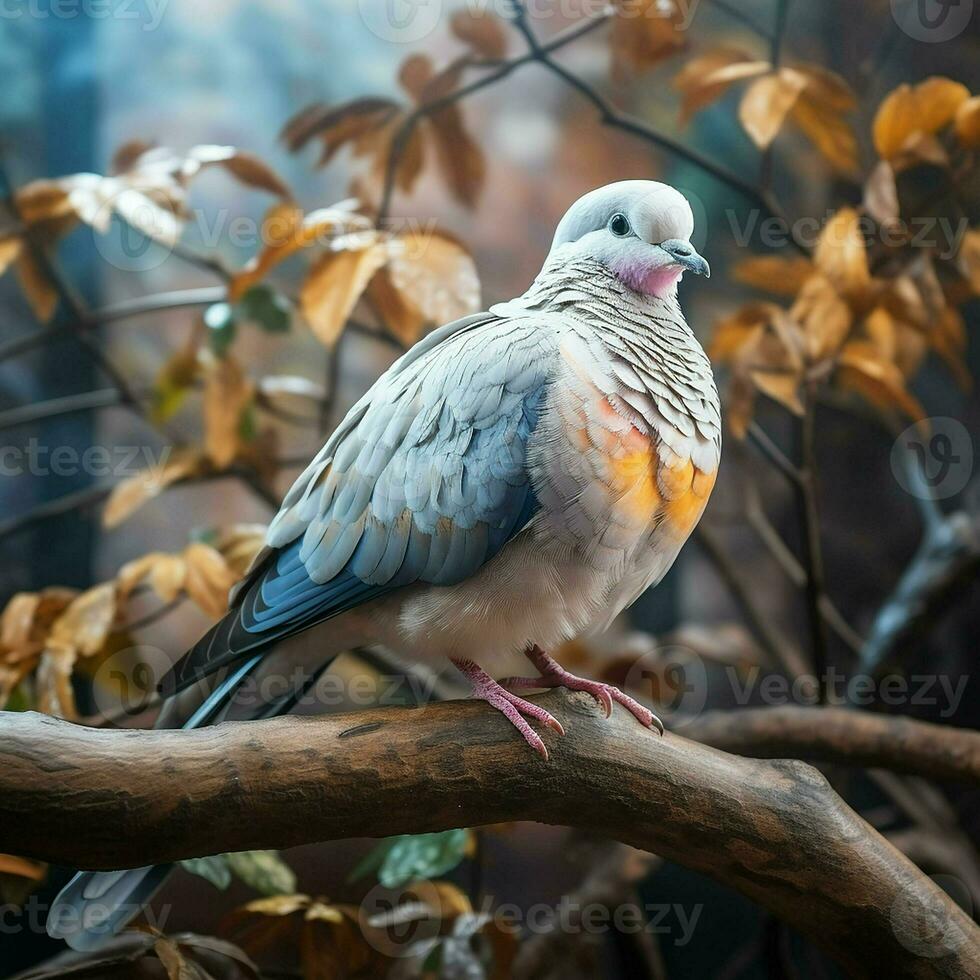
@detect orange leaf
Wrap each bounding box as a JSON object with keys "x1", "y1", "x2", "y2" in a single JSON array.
[
  {"x1": 837, "y1": 340, "x2": 927, "y2": 420},
  {"x1": 611, "y1": 0, "x2": 687, "y2": 76},
  {"x1": 0, "y1": 854, "x2": 46, "y2": 880},
  {"x1": 873, "y1": 77, "x2": 970, "y2": 160},
  {"x1": 732, "y1": 255, "x2": 815, "y2": 297},
  {"x1": 15, "y1": 248, "x2": 58, "y2": 322},
  {"x1": 103, "y1": 449, "x2": 206, "y2": 529},
  {"x1": 204, "y1": 355, "x2": 254, "y2": 468},
  {"x1": 790, "y1": 274, "x2": 853, "y2": 363},
  {"x1": 814, "y1": 208, "x2": 871, "y2": 300},
  {"x1": 300, "y1": 236, "x2": 389, "y2": 347},
  {"x1": 182, "y1": 543, "x2": 237, "y2": 619},
  {"x1": 863, "y1": 161, "x2": 900, "y2": 229},
  {"x1": 0, "y1": 233, "x2": 22, "y2": 276},
  {"x1": 47, "y1": 583, "x2": 117, "y2": 657},
  {"x1": 739, "y1": 68, "x2": 807, "y2": 149},
  {"x1": 368, "y1": 229, "x2": 480, "y2": 345},
  {"x1": 790, "y1": 92, "x2": 860, "y2": 175},
  {"x1": 673, "y1": 50, "x2": 769, "y2": 123},
  {"x1": 426, "y1": 105, "x2": 485, "y2": 208},
  {"x1": 955, "y1": 95, "x2": 980, "y2": 149}
]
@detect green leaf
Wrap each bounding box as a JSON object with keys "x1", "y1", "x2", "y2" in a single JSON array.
[
  {"x1": 226, "y1": 850, "x2": 297, "y2": 896},
  {"x1": 181, "y1": 854, "x2": 232, "y2": 890},
  {"x1": 375, "y1": 831, "x2": 472, "y2": 888},
  {"x1": 204, "y1": 302, "x2": 238, "y2": 355},
  {"x1": 237, "y1": 285, "x2": 291, "y2": 334}
]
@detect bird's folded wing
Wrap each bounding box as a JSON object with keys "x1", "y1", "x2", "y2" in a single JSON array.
[{"x1": 161, "y1": 311, "x2": 559, "y2": 693}]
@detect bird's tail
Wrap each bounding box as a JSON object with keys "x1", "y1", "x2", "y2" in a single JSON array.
[{"x1": 46, "y1": 653, "x2": 332, "y2": 951}]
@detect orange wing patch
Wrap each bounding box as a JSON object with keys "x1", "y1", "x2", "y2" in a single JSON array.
[{"x1": 661, "y1": 455, "x2": 717, "y2": 536}]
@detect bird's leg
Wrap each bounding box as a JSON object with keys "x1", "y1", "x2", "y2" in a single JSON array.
[
  {"x1": 501, "y1": 645, "x2": 665, "y2": 735},
  {"x1": 450, "y1": 657, "x2": 564, "y2": 760}
]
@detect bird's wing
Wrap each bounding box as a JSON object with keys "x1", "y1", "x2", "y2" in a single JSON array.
[{"x1": 162, "y1": 311, "x2": 559, "y2": 693}]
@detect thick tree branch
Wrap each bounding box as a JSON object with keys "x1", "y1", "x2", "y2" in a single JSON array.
[
  {"x1": 2, "y1": 693, "x2": 978, "y2": 978},
  {"x1": 680, "y1": 706, "x2": 980, "y2": 785}
]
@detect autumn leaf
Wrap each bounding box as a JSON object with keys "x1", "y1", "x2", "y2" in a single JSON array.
[
  {"x1": 0, "y1": 854, "x2": 46, "y2": 881},
  {"x1": 183, "y1": 543, "x2": 237, "y2": 618},
  {"x1": 450, "y1": 7, "x2": 507, "y2": 59},
  {"x1": 179, "y1": 144, "x2": 291, "y2": 199},
  {"x1": 15, "y1": 247, "x2": 58, "y2": 322},
  {"x1": 957, "y1": 228, "x2": 980, "y2": 294},
  {"x1": 739, "y1": 69, "x2": 808, "y2": 150},
  {"x1": 46, "y1": 583, "x2": 117, "y2": 657},
  {"x1": 35, "y1": 645, "x2": 78, "y2": 720},
  {"x1": 789, "y1": 89, "x2": 860, "y2": 175},
  {"x1": 790, "y1": 274, "x2": 853, "y2": 363},
  {"x1": 301, "y1": 234, "x2": 389, "y2": 347},
  {"x1": 732, "y1": 255, "x2": 815, "y2": 296},
  {"x1": 674, "y1": 49, "x2": 770, "y2": 123},
  {"x1": 955, "y1": 95, "x2": 980, "y2": 148},
  {"x1": 368, "y1": 229, "x2": 480, "y2": 345},
  {"x1": 103, "y1": 449, "x2": 206, "y2": 529},
  {"x1": 0, "y1": 232, "x2": 22, "y2": 275},
  {"x1": 203, "y1": 354, "x2": 255, "y2": 468},
  {"x1": 837, "y1": 340, "x2": 927, "y2": 421},
  {"x1": 611, "y1": 0, "x2": 687, "y2": 77},
  {"x1": 863, "y1": 161, "x2": 900, "y2": 229},
  {"x1": 213, "y1": 524, "x2": 267, "y2": 578},
  {"x1": 813, "y1": 208, "x2": 871, "y2": 300},
  {"x1": 873, "y1": 77, "x2": 970, "y2": 160}
]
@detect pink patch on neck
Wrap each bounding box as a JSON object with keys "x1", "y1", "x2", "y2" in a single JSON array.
[{"x1": 613, "y1": 262, "x2": 683, "y2": 298}]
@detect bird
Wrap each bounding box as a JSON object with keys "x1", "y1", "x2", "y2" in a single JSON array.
[{"x1": 47, "y1": 179, "x2": 720, "y2": 950}]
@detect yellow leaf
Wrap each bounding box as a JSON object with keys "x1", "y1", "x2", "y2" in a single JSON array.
[
  {"x1": 790, "y1": 274, "x2": 853, "y2": 363},
  {"x1": 214, "y1": 524, "x2": 267, "y2": 577},
  {"x1": 0, "y1": 854, "x2": 45, "y2": 880},
  {"x1": 118, "y1": 552, "x2": 188, "y2": 603},
  {"x1": 368, "y1": 230, "x2": 480, "y2": 345},
  {"x1": 35, "y1": 644, "x2": 78, "y2": 720},
  {"x1": 103, "y1": 449, "x2": 206, "y2": 529},
  {"x1": 47, "y1": 583, "x2": 117, "y2": 657},
  {"x1": 790, "y1": 92, "x2": 860, "y2": 175},
  {"x1": 203, "y1": 355, "x2": 254, "y2": 468},
  {"x1": 673, "y1": 50, "x2": 770, "y2": 123},
  {"x1": 1, "y1": 593, "x2": 41, "y2": 653},
  {"x1": 873, "y1": 77, "x2": 970, "y2": 160},
  {"x1": 709, "y1": 302, "x2": 781, "y2": 362},
  {"x1": 242, "y1": 893, "x2": 312, "y2": 917},
  {"x1": 814, "y1": 208, "x2": 871, "y2": 300},
  {"x1": 793, "y1": 64, "x2": 857, "y2": 112},
  {"x1": 957, "y1": 229, "x2": 980, "y2": 294},
  {"x1": 301, "y1": 238, "x2": 389, "y2": 347},
  {"x1": 738, "y1": 68, "x2": 807, "y2": 149},
  {"x1": 182, "y1": 543, "x2": 237, "y2": 618},
  {"x1": 230, "y1": 202, "x2": 368, "y2": 301},
  {"x1": 955, "y1": 95, "x2": 980, "y2": 148},
  {"x1": 0, "y1": 234, "x2": 22, "y2": 276},
  {"x1": 837, "y1": 340, "x2": 927, "y2": 420},
  {"x1": 863, "y1": 161, "x2": 900, "y2": 229},
  {"x1": 749, "y1": 368, "x2": 804, "y2": 415},
  {"x1": 731, "y1": 255, "x2": 815, "y2": 296}
]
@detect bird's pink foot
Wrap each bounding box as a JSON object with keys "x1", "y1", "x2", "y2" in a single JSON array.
[
  {"x1": 451, "y1": 657, "x2": 564, "y2": 759},
  {"x1": 501, "y1": 646, "x2": 665, "y2": 735}
]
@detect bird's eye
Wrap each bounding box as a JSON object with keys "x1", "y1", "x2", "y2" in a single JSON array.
[{"x1": 609, "y1": 213, "x2": 632, "y2": 237}]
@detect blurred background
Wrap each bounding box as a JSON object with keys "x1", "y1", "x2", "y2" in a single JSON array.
[{"x1": 1, "y1": 0, "x2": 978, "y2": 976}]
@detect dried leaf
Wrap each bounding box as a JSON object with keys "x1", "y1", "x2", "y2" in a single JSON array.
[
  {"x1": 957, "y1": 228, "x2": 980, "y2": 294},
  {"x1": 154, "y1": 937, "x2": 193, "y2": 980},
  {"x1": 739, "y1": 68, "x2": 807, "y2": 149},
  {"x1": 426, "y1": 104, "x2": 485, "y2": 208},
  {"x1": 226, "y1": 851, "x2": 297, "y2": 896},
  {"x1": 955, "y1": 95, "x2": 980, "y2": 148},
  {"x1": 709, "y1": 302, "x2": 780, "y2": 362},
  {"x1": 203, "y1": 355, "x2": 254, "y2": 468},
  {"x1": 0, "y1": 233, "x2": 22, "y2": 276},
  {"x1": 241, "y1": 893, "x2": 313, "y2": 918},
  {"x1": 814, "y1": 208, "x2": 871, "y2": 300},
  {"x1": 281, "y1": 97, "x2": 400, "y2": 157},
  {"x1": 732, "y1": 255, "x2": 815, "y2": 297},
  {"x1": 368, "y1": 230, "x2": 480, "y2": 345},
  {"x1": 213, "y1": 524, "x2": 267, "y2": 577},
  {"x1": 1, "y1": 593, "x2": 41, "y2": 653},
  {"x1": 611, "y1": 0, "x2": 687, "y2": 76},
  {"x1": 674, "y1": 50, "x2": 770, "y2": 123},
  {"x1": 873, "y1": 77, "x2": 970, "y2": 160},
  {"x1": 103, "y1": 449, "x2": 206, "y2": 528},
  {"x1": 183, "y1": 543, "x2": 237, "y2": 619},
  {"x1": 35, "y1": 644, "x2": 78, "y2": 720},
  {"x1": 793, "y1": 64, "x2": 857, "y2": 112},
  {"x1": 47, "y1": 583, "x2": 116, "y2": 657},
  {"x1": 790, "y1": 91, "x2": 860, "y2": 175},
  {"x1": 15, "y1": 248, "x2": 58, "y2": 322},
  {"x1": 301, "y1": 237, "x2": 389, "y2": 347},
  {"x1": 837, "y1": 340, "x2": 927, "y2": 420},
  {"x1": 182, "y1": 145, "x2": 291, "y2": 198},
  {"x1": 790, "y1": 274, "x2": 853, "y2": 363},
  {"x1": 0, "y1": 854, "x2": 45, "y2": 880},
  {"x1": 229, "y1": 202, "x2": 367, "y2": 301},
  {"x1": 450, "y1": 8, "x2": 507, "y2": 59},
  {"x1": 863, "y1": 161, "x2": 900, "y2": 229}
]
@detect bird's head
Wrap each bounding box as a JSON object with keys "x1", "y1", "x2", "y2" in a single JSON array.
[{"x1": 548, "y1": 180, "x2": 709, "y2": 298}]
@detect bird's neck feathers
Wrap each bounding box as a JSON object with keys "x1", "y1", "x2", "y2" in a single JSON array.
[{"x1": 520, "y1": 254, "x2": 692, "y2": 337}]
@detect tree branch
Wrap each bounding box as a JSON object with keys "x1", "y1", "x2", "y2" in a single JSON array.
[{"x1": 2, "y1": 694, "x2": 978, "y2": 978}]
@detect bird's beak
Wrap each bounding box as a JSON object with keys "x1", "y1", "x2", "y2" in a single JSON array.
[{"x1": 660, "y1": 239, "x2": 710, "y2": 278}]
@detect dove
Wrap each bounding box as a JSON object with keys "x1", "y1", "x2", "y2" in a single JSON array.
[{"x1": 48, "y1": 180, "x2": 720, "y2": 950}]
